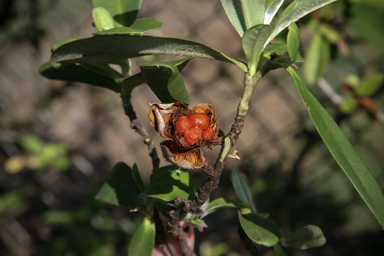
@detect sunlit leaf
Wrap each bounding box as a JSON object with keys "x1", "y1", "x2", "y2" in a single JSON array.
[
  {"x1": 265, "y1": 0, "x2": 337, "y2": 47},
  {"x1": 238, "y1": 212, "x2": 280, "y2": 247},
  {"x1": 138, "y1": 60, "x2": 190, "y2": 104},
  {"x1": 95, "y1": 162, "x2": 143, "y2": 208},
  {"x1": 51, "y1": 35, "x2": 247, "y2": 72},
  {"x1": 242, "y1": 24, "x2": 272, "y2": 74},
  {"x1": 264, "y1": 0, "x2": 284, "y2": 24},
  {"x1": 231, "y1": 167, "x2": 257, "y2": 213},
  {"x1": 93, "y1": 7, "x2": 115, "y2": 32},
  {"x1": 280, "y1": 225, "x2": 326, "y2": 249},
  {"x1": 116, "y1": 58, "x2": 192, "y2": 99},
  {"x1": 94, "y1": 18, "x2": 163, "y2": 35},
  {"x1": 128, "y1": 217, "x2": 155, "y2": 256},
  {"x1": 143, "y1": 165, "x2": 196, "y2": 202},
  {"x1": 287, "y1": 67, "x2": 384, "y2": 228},
  {"x1": 93, "y1": 0, "x2": 142, "y2": 27},
  {"x1": 39, "y1": 62, "x2": 121, "y2": 93},
  {"x1": 303, "y1": 32, "x2": 330, "y2": 84},
  {"x1": 356, "y1": 73, "x2": 384, "y2": 97},
  {"x1": 287, "y1": 23, "x2": 300, "y2": 63}
]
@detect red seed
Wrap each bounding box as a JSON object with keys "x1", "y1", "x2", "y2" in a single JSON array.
[
  {"x1": 202, "y1": 126, "x2": 213, "y2": 141},
  {"x1": 183, "y1": 126, "x2": 202, "y2": 145},
  {"x1": 188, "y1": 113, "x2": 210, "y2": 131},
  {"x1": 175, "y1": 115, "x2": 192, "y2": 135}
]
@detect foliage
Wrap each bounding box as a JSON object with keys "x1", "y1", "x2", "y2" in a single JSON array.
[{"x1": 37, "y1": 0, "x2": 384, "y2": 255}]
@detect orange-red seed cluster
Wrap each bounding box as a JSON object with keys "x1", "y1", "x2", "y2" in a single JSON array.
[{"x1": 175, "y1": 113, "x2": 213, "y2": 145}]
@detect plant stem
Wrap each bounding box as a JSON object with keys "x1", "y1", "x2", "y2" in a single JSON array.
[{"x1": 167, "y1": 60, "x2": 279, "y2": 255}]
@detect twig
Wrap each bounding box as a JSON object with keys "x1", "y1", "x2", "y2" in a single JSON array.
[
  {"x1": 166, "y1": 61, "x2": 279, "y2": 255},
  {"x1": 122, "y1": 99, "x2": 170, "y2": 255}
]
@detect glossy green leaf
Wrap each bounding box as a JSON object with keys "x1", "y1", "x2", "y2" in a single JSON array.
[
  {"x1": 93, "y1": 0, "x2": 142, "y2": 27},
  {"x1": 238, "y1": 212, "x2": 280, "y2": 247},
  {"x1": 287, "y1": 23, "x2": 300, "y2": 63},
  {"x1": 51, "y1": 35, "x2": 247, "y2": 72},
  {"x1": 128, "y1": 217, "x2": 155, "y2": 256},
  {"x1": 221, "y1": 0, "x2": 268, "y2": 37},
  {"x1": 132, "y1": 163, "x2": 145, "y2": 191},
  {"x1": 274, "y1": 243, "x2": 287, "y2": 256},
  {"x1": 51, "y1": 38, "x2": 79, "y2": 52},
  {"x1": 287, "y1": 67, "x2": 384, "y2": 228},
  {"x1": 264, "y1": 0, "x2": 284, "y2": 24},
  {"x1": 232, "y1": 167, "x2": 257, "y2": 213},
  {"x1": 39, "y1": 62, "x2": 121, "y2": 93},
  {"x1": 348, "y1": 3, "x2": 384, "y2": 55},
  {"x1": 280, "y1": 225, "x2": 326, "y2": 249},
  {"x1": 138, "y1": 60, "x2": 190, "y2": 104},
  {"x1": 95, "y1": 162, "x2": 143, "y2": 208},
  {"x1": 265, "y1": 0, "x2": 337, "y2": 47},
  {"x1": 116, "y1": 58, "x2": 192, "y2": 99},
  {"x1": 204, "y1": 197, "x2": 249, "y2": 217},
  {"x1": 356, "y1": 73, "x2": 384, "y2": 97},
  {"x1": 242, "y1": 24, "x2": 272, "y2": 74},
  {"x1": 94, "y1": 18, "x2": 163, "y2": 36},
  {"x1": 93, "y1": 7, "x2": 115, "y2": 32},
  {"x1": 303, "y1": 32, "x2": 330, "y2": 84},
  {"x1": 143, "y1": 165, "x2": 196, "y2": 202}
]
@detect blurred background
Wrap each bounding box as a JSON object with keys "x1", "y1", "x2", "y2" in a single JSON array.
[{"x1": 1, "y1": 0, "x2": 384, "y2": 255}]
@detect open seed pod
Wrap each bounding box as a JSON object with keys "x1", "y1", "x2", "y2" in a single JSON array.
[{"x1": 148, "y1": 102, "x2": 221, "y2": 169}]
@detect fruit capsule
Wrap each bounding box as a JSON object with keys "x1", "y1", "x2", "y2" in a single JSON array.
[
  {"x1": 183, "y1": 126, "x2": 202, "y2": 145},
  {"x1": 175, "y1": 115, "x2": 192, "y2": 135},
  {"x1": 202, "y1": 126, "x2": 213, "y2": 141},
  {"x1": 188, "y1": 113, "x2": 210, "y2": 131}
]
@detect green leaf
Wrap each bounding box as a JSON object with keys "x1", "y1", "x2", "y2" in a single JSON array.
[
  {"x1": 51, "y1": 38, "x2": 79, "y2": 52},
  {"x1": 280, "y1": 225, "x2": 326, "y2": 249},
  {"x1": 143, "y1": 165, "x2": 196, "y2": 202},
  {"x1": 339, "y1": 96, "x2": 358, "y2": 114},
  {"x1": 51, "y1": 35, "x2": 247, "y2": 72},
  {"x1": 287, "y1": 23, "x2": 300, "y2": 63},
  {"x1": 231, "y1": 167, "x2": 257, "y2": 213},
  {"x1": 220, "y1": 0, "x2": 268, "y2": 36},
  {"x1": 242, "y1": 24, "x2": 273, "y2": 74},
  {"x1": 303, "y1": 32, "x2": 330, "y2": 84},
  {"x1": 93, "y1": 7, "x2": 115, "y2": 32},
  {"x1": 128, "y1": 217, "x2": 155, "y2": 256},
  {"x1": 265, "y1": 0, "x2": 337, "y2": 47},
  {"x1": 238, "y1": 212, "x2": 280, "y2": 247},
  {"x1": 132, "y1": 163, "x2": 145, "y2": 192},
  {"x1": 287, "y1": 66, "x2": 384, "y2": 228},
  {"x1": 356, "y1": 73, "x2": 384, "y2": 97},
  {"x1": 264, "y1": 0, "x2": 284, "y2": 24},
  {"x1": 93, "y1": 0, "x2": 142, "y2": 27},
  {"x1": 348, "y1": 3, "x2": 384, "y2": 55},
  {"x1": 95, "y1": 162, "x2": 143, "y2": 208},
  {"x1": 274, "y1": 243, "x2": 287, "y2": 256},
  {"x1": 94, "y1": 18, "x2": 163, "y2": 36},
  {"x1": 204, "y1": 197, "x2": 249, "y2": 217},
  {"x1": 39, "y1": 62, "x2": 122, "y2": 93},
  {"x1": 138, "y1": 60, "x2": 190, "y2": 105},
  {"x1": 19, "y1": 135, "x2": 44, "y2": 155}
]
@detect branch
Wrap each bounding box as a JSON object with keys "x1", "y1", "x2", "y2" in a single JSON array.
[
  {"x1": 166, "y1": 61, "x2": 279, "y2": 255},
  {"x1": 122, "y1": 97, "x2": 170, "y2": 255}
]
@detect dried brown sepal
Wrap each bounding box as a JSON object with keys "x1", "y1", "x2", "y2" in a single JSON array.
[
  {"x1": 160, "y1": 141, "x2": 205, "y2": 169},
  {"x1": 149, "y1": 102, "x2": 222, "y2": 169}
]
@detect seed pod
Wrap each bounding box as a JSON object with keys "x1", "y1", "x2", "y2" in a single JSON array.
[{"x1": 148, "y1": 102, "x2": 221, "y2": 169}]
